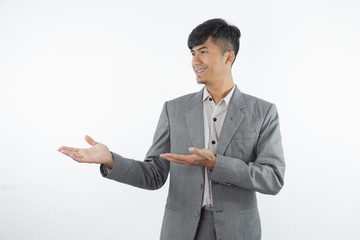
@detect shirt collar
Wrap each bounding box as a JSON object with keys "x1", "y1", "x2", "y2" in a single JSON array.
[{"x1": 202, "y1": 85, "x2": 236, "y2": 105}]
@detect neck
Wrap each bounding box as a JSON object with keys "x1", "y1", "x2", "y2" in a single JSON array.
[{"x1": 205, "y1": 79, "x2": 234, "y2": 104}]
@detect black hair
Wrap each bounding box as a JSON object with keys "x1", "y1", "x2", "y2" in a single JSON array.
[{"x1": 187, "y1": 18, "x2": 241, "y2": 64}]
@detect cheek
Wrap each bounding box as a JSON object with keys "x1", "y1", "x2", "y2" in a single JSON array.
[{"x1": 212, "y1": 60, "x2": 225, "y2": 72}]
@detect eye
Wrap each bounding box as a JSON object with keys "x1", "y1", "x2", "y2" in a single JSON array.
[
  {"x1": 191, "y1": 52, "x2": 196, "y2": 56},
  {"x1": 200, "y1": 50, "x2": 207, "y2": 54}
]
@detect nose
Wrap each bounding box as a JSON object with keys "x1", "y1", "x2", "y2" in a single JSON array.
[{"x1": 192, "y1": 54, "x2": 202, "y2": 66}]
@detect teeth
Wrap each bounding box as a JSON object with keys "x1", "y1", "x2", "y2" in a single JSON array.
[{"x1": 196, "y1": 68, "x2": 206, "y2": 73}]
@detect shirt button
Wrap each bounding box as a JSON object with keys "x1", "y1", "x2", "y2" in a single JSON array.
[
  {"x1": 209, "y1": 98, "x2": 213, "y2": 101},
  {"x1": 194, "y1": 211, "x2": 200, "y2": 217},
  {"x1": 199, "y1": 183, "x2": 203, "y2": 190},
  {"x1": 212, "y1": 140, "x2": 216, "y2": 145},
  {"x1": 213, "y1": 117, "x2": 217, "y2": 122}
]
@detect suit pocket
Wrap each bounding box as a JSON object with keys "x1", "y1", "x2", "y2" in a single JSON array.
[
  {"x1": 233, "y1": 129, "x2": 258, "y2": 139},
  {"x1": 227, "y1": 130, "x2": 258, "y2": 162}
]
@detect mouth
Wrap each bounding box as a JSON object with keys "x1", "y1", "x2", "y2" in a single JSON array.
[{"x1": 194, "y1": 66, "x2": 207, "y2": 75}]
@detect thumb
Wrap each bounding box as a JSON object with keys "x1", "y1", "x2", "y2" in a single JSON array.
[
  {"x1": 189, "y1": 147, "x2": 200, "y2": 155},
  {"x1": 84, "y1": 135, "x2": 97, "y2": 146}
]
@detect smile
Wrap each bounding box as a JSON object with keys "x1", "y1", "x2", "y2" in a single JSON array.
[{"x1": 195, "y1": 67, "x2": 207, "y2": 73}]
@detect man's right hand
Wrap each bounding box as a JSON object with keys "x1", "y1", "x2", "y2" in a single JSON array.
[{"x1": 58, "y1": 135, "x2": 114, "y2": 168}]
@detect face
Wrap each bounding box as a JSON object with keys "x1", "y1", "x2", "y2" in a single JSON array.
[{"x1": 191, "y1": 37, "x2": 230, "y2": 85}]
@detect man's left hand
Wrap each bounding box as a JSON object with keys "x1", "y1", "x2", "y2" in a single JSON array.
[{"x1": 160, "y1": 148, "x2": 216, "y2": 169}]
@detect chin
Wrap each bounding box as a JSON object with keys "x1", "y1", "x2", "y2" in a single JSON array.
[{"x1": 197, "y1": 78, "x2": 207, "y2": 85}]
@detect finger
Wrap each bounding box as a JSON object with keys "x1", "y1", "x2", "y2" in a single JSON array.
[
  {"x1": 190, "y1": 148, "x2": 214, "y2": 160},
  {"x1": 160, "y1": 154, "x2": 174, "y2": 161},
  {"x1": 84, "y1": 135, "x2": 97, "y2": 146},
  {"x1": 160, "y1": 154, "x2": 182, "y2": 162},
  {"x1": 160, "y1": 153, "x2": 199, "y2": 165},
  {"x1": 189, "y1": 147, "x2": 200, "y2": 155},
  {"x1": 161, "y1": 155, "x2": 194, "y2": 165},
  {"x1": 162, "y1": 153, "x2": 196, "y2": 162},
  {"x1": 59, "y1": 149, "x2": 75, "y2": 157},
  {"x1": 58, "y1": 146, "x2": 80, "y2": 152},
  {"x1": 59, "y1": 149, "x2": 85, "y2": 162},
  {"x1": 69, "y1": 152, "x2": 86, "y2": 162}
]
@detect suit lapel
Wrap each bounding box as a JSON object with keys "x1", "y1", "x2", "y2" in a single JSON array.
[
  {"x1": 216, "y1": 87, "x2": 247, "y2": 155},
  {"x1": 185, "y1": 88, "x2": 205, "y2": 149}
]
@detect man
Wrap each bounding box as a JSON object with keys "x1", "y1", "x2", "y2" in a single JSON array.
[{"x1": 58, "y1": 18, "x2": 285, "y2": 240}]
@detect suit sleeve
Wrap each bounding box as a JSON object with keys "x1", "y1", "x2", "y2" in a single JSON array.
[
  {"x1": 99, "y1": 102, "x2": 171, "y2": 190},
  {"x1": 210, "y1": 104, "x2": 285, "y2": 195}
]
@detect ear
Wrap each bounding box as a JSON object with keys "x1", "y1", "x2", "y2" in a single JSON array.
[{"x1": 225, "y1": 51, "x2": 235, "y2": 65}]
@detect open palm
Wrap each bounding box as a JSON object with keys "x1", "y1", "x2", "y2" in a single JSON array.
[{"x1": 58, "y1": 135, "x2": 114, "y2": 167}]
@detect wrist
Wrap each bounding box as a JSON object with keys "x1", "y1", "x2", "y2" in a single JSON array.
[
  {"x1": 209, "y1": 154, "x2": 216, "y2": 170},
  {"x1": 104, "y1": 152, "x2": 114, "y2": 169}
]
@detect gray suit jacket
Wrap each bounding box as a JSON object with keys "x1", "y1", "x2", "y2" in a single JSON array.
[{"x1": 101, "y1": 86, "x2": 285, "y2": 240}]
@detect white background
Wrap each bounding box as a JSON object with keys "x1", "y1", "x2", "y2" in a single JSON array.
[{"x1": 1, "y1": 0, "x2": 359, "y2": 239}]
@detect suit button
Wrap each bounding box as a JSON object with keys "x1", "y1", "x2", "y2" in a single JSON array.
[
  {"x1": 212, "y1": 140, "x2": 216, "y2": 144},
  {"x1": 209, "y1": 97, "x2": 213, "y2": 101},
  {"x1": 194, "y1": 211, "x2": 200, "y2": 217},
  {"x1": 213, "y1": 117, "x2": 217, "y2": 122}
]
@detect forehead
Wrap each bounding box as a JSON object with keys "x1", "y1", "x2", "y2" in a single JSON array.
[{"x1": 191, "y1": 37, "x2": 220, "y2": 51}]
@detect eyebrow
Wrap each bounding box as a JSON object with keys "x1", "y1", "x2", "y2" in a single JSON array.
[{"x1": 190, "y1": 46, "x2": 208, "y2": 52}]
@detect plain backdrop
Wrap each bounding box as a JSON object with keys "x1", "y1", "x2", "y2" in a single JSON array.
[{"x1": 1, "y1": 0, "x2": 359, "y2": 239}]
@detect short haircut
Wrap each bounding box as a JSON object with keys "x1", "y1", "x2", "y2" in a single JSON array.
[{"x1": 188, "y1": 18, "x2": 241, "y2": 64}]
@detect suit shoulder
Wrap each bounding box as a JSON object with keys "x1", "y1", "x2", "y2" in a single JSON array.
[
  {"x1": 239, "y1": 92, "x2": 278, "y2": 117},
  {"x1": 242, "y1": 92, "x2": 274, "y2": 108},
  {"x1": 166, "y1": 91, "x2": 200, "y2": 106}
]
